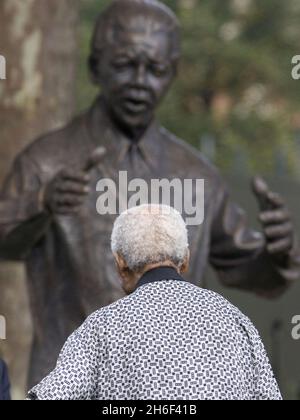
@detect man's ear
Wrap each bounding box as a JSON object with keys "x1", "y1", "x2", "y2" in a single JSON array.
[
  {"x1": 114, "y1": 253, "x2": 128, "y2": 274},
  {"x1": 180, "y1": 250, "x2": 190, "y2": 274}
]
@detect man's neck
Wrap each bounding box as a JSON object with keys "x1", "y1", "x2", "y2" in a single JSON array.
[{"x1": 136, "y1": 261, "x2": 181, "y2": 284}]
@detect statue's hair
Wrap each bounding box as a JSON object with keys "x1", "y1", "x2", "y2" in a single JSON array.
[
  {"x1": 90, "y1": 0, "x2": 181, "y2": 61},
  {"x1": 111, "y1": 204, "x2": 189, "y2": 273}
]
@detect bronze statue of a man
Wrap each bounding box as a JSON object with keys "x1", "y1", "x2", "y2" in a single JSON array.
[{"x1": 0, "y1": 0, "x2": 299, "y2": 388}]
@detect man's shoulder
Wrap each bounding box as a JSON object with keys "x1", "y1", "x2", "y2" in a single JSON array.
[
  {"x1": 96, "y1": 279, "x2": 249, "y2": 323},
  {"x1": 138, "y1": 280, "x2": 255, "y2": 327},
  {"x1": 86, "y1": 293, "x2": 133, "y2": 320},
  {"x1": 185, "y1": 283, "x2": 260, "y2": 336},
  {"x1": 188, "y1": 285, "x2": 247, "y2": 318}
]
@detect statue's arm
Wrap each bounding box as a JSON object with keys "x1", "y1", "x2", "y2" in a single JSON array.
[
  {"x1": 0, "y1": 154, "x2": 51, "y2": 261},
  {"x1": 209, "y1": 185, "x2": 300, "y2": 297}
]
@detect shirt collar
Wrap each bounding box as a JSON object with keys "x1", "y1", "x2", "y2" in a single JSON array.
[
  {"x1": 86, "y1": 96, "x2": 160, "y2": 169},
  {"x1": 135, "y1": 266, "x2": 186, "y2": 290}
]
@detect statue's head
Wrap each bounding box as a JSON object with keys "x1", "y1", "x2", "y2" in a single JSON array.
[{"x1": 89, "y1": 0, "x2": 181, "y2": 136}]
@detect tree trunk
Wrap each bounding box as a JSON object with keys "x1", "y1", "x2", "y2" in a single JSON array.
[{"x1": 0, "y1": 0, "x2": 79, "y2": 399}]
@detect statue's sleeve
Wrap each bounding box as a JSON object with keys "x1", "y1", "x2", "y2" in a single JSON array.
[
  {"x1": 0, "y1": 153, "x2": 51, "y2": 260},
  {"x1": 209, "y1": 184, "x2": 300, "y2": 297}
]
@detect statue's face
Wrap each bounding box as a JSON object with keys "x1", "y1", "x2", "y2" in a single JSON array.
[{"x1": 97, "y1": 27, "x2": 177, "y2": 133}]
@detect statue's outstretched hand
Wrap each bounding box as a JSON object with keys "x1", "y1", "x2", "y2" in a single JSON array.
[
  {"x1": 252, "y1": 176, "x2": 294, "y2": 260},
  {"x1": 44, "y1": 147, "x2": 106, "y2": 215}
]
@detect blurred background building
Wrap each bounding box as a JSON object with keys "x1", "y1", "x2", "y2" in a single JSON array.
[{"x1": 0, "y1": 0, "x2": 300, "y2": 399}]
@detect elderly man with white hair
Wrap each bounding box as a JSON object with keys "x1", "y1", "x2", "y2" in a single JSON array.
[{"x1": 27, "y1": 204, "x2": 281, "y2": 400}]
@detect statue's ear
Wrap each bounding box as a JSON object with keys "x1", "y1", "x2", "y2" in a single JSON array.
[{"x1": 88, "y1": 53, "x2": 101, "y2": 85}]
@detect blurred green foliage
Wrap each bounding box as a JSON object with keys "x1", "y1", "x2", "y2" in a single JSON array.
[{"x1": 77, "y1": 0, "x2": 300, "y2": 176}]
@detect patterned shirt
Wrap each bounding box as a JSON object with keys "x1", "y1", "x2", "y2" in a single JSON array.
[{"x1": 28, "y1": 267, "x2": 282, "y2": 400}]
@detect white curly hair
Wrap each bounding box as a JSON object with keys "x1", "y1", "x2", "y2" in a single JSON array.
[{"x1": 111, "y1": 204, "x2": 189, "y2": 272}]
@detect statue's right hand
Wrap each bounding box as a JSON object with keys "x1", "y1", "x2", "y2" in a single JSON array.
[
  {"x1": 44, "y1": 147, "x2": 106, "y2": 215},
  {"x1": 44, "y1": 168, "x2": 91, "y2": 215}
]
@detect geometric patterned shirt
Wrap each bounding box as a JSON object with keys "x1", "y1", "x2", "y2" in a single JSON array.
[{"x1": 28, "y1": 267, "x2": 282, "y2": 400}]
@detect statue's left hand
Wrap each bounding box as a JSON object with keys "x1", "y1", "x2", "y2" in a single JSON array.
[{"x1": 252, "y1": 176, "x2": 294, "y2": 259}]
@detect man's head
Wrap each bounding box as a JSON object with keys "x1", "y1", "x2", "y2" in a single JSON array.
[
  {"x1": 89, "y1": 0, "x2": 181, "y2": 137},
  {"x1": 111, "y1": 204, "x2": 190, "y2": 294}
]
